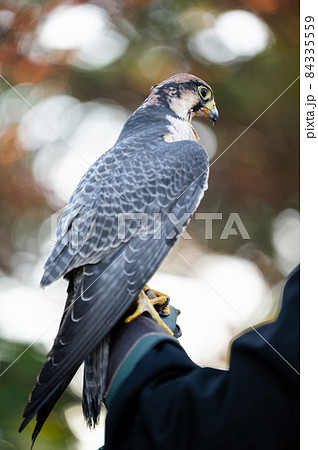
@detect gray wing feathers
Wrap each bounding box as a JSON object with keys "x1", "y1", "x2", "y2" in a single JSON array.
[
  {"x1": 21, "y1": 139, "x2": 209, "y2": 432},
  {"x1": 41, "y1": 140, "x2": 209, "y2": 286}
]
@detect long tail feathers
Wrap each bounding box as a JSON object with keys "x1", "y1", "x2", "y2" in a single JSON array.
[
  {"x1": 82, "y1": 335, "x2": 110, "y2": 427},
  {"x1": 19, "y1": 268, "x2": 111, "y2": 447}
]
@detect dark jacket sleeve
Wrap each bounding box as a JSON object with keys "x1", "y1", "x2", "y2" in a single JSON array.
[{"x1": 105, "y1": 267, "x2": 299, "y2": 450}]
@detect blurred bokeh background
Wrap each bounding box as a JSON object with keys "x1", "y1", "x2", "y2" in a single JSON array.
[{"x1": 0, "y1": 0, "x2": 299, "y2": 448}]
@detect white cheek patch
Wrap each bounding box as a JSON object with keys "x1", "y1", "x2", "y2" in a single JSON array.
[
  {"x1": 169, "y1": 92, "x2": 198, "y2": 120},
  {"x1": 164, "y1": 115, "x2": 198, "y2": 143}
]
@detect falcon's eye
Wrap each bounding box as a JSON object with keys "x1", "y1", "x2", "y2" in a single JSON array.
[{"x1": 198, "y1": 86, "x2": 212, "y2": 102}]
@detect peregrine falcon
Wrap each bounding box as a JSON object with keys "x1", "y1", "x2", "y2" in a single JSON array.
[{"x1": 19, "y1": 73, "x2": 218, "y2": 445}]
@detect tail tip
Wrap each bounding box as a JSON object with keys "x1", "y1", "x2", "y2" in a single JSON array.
[{"x1": 40, "y1": 273, "x2": 51, "y2": 288}]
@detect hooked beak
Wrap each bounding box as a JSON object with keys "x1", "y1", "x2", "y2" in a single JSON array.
[{"x1": 196, "y1": 99, "x2": 219, "y2": 126}]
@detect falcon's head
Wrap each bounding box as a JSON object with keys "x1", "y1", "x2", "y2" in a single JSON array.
[{"x1": 144, "y1": 73, "x2": 218, "y2": 127}]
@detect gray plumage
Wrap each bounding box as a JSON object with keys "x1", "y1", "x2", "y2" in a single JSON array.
[{"x1": 19, "y1": 73, "x2": 217, "y2": 446}]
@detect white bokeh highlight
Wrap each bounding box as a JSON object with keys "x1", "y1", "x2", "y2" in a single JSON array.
[
  {"x1": 272, "y1": 208, "x2": 300, "y2": 276},
  {"x1": 151, "y1": 253, "x2": 272, "y2": 367},
  {"x1": 189, "y1": 10, "x2": 272, "y2": 65},
  {"x1": 37, "y1": 4, "x2": 128, "y2": 69}
]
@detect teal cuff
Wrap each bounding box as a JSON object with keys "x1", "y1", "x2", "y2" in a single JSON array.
[{"x1": 106, "y1": 334, "x2": 172, "y2": 408}]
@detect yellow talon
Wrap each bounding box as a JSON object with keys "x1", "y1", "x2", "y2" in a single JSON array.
[
  {"x1": 149, "y1": 288, "x2": 170, "y2": 305},
  {"x1": 143, "y1": 285, "x2": 171, "y2": 313},
  {"x1": 125, "y1": 289, "x2": 173, "y2": 336}
]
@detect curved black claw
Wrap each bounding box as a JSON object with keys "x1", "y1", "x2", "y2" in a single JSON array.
[{"x1": 157, "y1": 297, "x2": 170, "y2": 316}]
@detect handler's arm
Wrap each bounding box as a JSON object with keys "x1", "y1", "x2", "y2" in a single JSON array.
[{"x1": 105, "y1": 267, "x2": 299, "y2": 450}]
